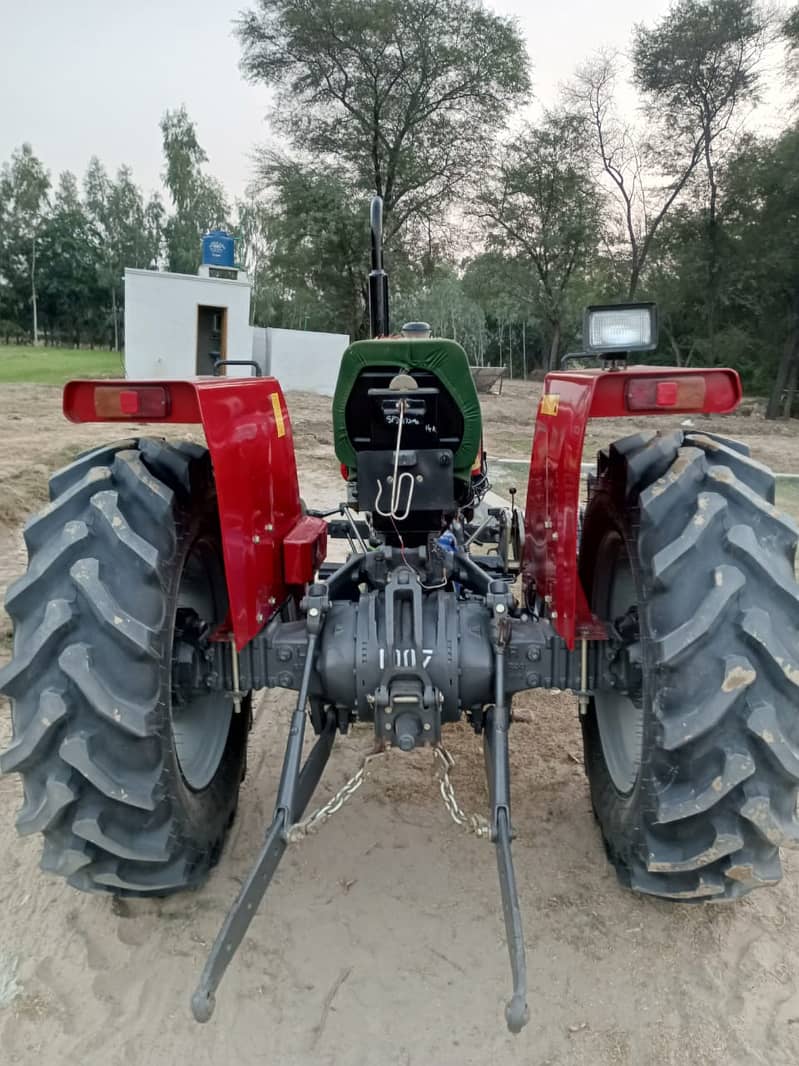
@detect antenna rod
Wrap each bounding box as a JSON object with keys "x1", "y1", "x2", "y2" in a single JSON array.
[{"x1": 368, "y1": 196, "x2": 390, "y2": 338}]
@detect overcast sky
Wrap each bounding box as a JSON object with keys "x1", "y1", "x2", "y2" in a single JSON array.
[{"x1": 0, "y1": 0, "x2": 792, "y2": 200}]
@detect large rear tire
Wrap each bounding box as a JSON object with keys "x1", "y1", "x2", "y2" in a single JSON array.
[
  {"x1": 579, "y1": 430, "x2": 799, "y2": 900},
  {"x1": 0, "y1": 439, "x2": 249, "y2": 895}
]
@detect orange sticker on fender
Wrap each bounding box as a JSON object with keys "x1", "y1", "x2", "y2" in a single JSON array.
[
  {"x1": 271, "y1": 393, "x2": 286, "y2": 437},
  {"x1": 540, "y1": 393, "x2": 560, "y2": 416}
]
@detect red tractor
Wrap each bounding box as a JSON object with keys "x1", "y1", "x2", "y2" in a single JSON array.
[{"x1": 2, "y1": 198, "x2": 798, "y2": 1034}]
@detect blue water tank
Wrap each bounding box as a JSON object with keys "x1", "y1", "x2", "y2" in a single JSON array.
[{"x1": 201, "y1": 230, "x2": 235, "y2": 268}]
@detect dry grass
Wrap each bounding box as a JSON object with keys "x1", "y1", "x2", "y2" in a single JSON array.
[{"x1": 0, "y1": 447, "x2": 80, "y2": 531}]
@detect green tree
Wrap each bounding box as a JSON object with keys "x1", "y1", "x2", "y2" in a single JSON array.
[
  {"x1": 644, "y1": 206, "x2": 709, "y2": 367},
  {"x1": 391, "y1": 264, "x2": 486, "y2": 360},
  {"x1": 722, "y1": 128, "x2": 799, "y2": 417},
  {"x1": 633, "y1": 0, "x2": 769, "y2": 356},
  {"x1": 84, "y1": 159, "x2": 164, "y2": 349},
  {"x1": 570, "y1": 0, "x2": 768, "y2": 307},
  {"x1": 0, "y1": 144, "x2": 51, "y2": 343},
  {"x1": 474, "y1": 112, "x2": 602, "y2": 369},
  {"x1": 160, "y1": 106, "x2": 229, "y2": 274},
  {"x1": 236, "y1": 196, "x2": 273, "y2": 325},
  {"x1": 37, "y1": 172, "x2": 99, "y2": 346},
  {"x1": 238, "y1": 0, "x2": 530, "y2": 240},
  {"x1": 257, "y1": 158, "x2": 371, "y2": 337},
  {"x1": 462, "y1": 253, "x2": 560, "y2": 375},
  {"x1": 782, "y1": 5, "x2": 799, "y2": 107}
]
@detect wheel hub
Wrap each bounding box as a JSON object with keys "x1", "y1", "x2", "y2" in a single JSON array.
[
  {"x1": 604, "y1": 607, "x2": 643, "y2": 701},
  {"x1": 169, "y1": 546, "x2": 234, "y2": 792},
  {"x1": 172, "y1": 612, "x2": 214, "y2": 704},
  {"x1": 592, "y1": 533, "x2": 645, "y2": 796}
]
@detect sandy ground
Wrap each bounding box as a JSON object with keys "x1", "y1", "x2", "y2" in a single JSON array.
[{"x1": 1, "y1": 381, "x2": 799, "y2": 1066}]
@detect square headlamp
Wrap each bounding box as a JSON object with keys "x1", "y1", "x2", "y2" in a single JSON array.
[{"x1": 583, "y1": 303, "x2": 658, "y2": 356}]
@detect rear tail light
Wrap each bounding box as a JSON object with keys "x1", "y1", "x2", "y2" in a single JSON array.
[
  {"x1": 93, "y1": 385, "x2": 170, "y2": 419},
  {"x1": 626, "y1": 377, "x2": 706, "y2": 412}
]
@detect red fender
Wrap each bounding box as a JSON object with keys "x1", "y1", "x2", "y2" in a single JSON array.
[
  {"x1": 63, "y1": 378, "x2": 326, "y2": 649},
  {"x1": 523, "y1": 366, "x2": 742, "y2": 649}
]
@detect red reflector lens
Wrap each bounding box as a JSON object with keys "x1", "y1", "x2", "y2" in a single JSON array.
[
  {"x1": 119, "y1": 390, "x2": 140, "y2": 414},
  {"x1": 626, "y1": 377, "x2": 706, "y2": 412},
  {"x1": 94, "y1": 386, "x2": 170, "y2": 418},
  {"x1": 340, "y1": 462, "x2": 349, "y2": 480},
  {"x1": 655, "y1": 381, "x2": 679, "y2": 406}
]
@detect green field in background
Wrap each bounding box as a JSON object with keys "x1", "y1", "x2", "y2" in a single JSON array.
[{"x1": 0, "y1": 346, "x2": 123, "y2": 385}]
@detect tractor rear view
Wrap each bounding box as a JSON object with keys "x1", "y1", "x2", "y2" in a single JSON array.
[{"x1": 1, "y1": 197, "x2": 798, "y2": 1034}]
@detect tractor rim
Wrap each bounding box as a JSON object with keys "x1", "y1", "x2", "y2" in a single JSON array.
[
  {"x1": 170, "y1": 538, "x2": 233, "y2": 791},
  {"x1": 593, "y1": 530, "x2": 644, "y2": 796}
]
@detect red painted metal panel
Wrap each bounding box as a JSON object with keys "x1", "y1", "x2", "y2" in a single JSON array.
[
  {"x1": 283, "y1": 515, "x2": 328, "y2": 585},
  {"x1": 588, "y1": 366, "x2": 741, "y2": 417},
  {"x1": 63, "y1": 377, "x2": 302, "y2": 650},
  {"x1": 523, "y1": 376, "x2": 599, "y2": 650},
  {"x1": 523, "y1": 366, "x2": 742, "y2": 649},
  {"x1": 195, "y1": 380, "x2": 302, "y2": 649}
]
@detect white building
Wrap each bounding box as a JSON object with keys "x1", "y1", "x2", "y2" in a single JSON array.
[
  {"x1": 124, "y1": 267, "x2": 349, "y2": 393},
  {"x1": 252, "y1": 327, "x2": 351, "y2": 396},
  {"x1": 124, "y1": 268, "x2": 255, "y2": 379}
]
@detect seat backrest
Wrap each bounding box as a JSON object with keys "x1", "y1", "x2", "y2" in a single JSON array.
[{"x1": 332, "y1": 338, "x2": 481, "y2": 482}]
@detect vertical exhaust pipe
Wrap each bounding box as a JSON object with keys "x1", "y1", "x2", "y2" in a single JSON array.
[{"x1": 368, "y1": 196, "x2": 390, "y2": 338}]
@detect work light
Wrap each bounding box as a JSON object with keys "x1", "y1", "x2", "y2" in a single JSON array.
[{"x1": 583, "y1": 303, "x2": 658, "y2": 355}]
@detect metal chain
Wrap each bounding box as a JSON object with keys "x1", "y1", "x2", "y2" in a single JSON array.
[
  {"x1": 285, "y1": 748, "x2": 386, "y2": 844},
  {"x1": 432, "y1": 744, "x2": 491, "y2": 839},
  {"x1": 285, "y1": 741, "x2": 491, "y2": 844}
]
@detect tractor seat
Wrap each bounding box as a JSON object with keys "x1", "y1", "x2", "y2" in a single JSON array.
[{"x1": 332, "y1": 338, "x2": 482, "y2": 484}]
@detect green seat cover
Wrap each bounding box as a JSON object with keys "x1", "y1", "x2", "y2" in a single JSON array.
[{"x1": 333, "y1": 338, "x2": 481, "y2": 481}]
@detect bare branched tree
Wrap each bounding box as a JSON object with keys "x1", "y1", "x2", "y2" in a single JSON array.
[
  {"x1": 633, "y1": 0, "x2": 770, "y2": 353},
  {"x1": 567, "y1": 52, "x2": 705, "y2": 299},
  {"x1": 570, "y1": 1, "x2": 768, "y2": 306}
]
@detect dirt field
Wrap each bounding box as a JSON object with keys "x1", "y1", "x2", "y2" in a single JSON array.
[{"x1": 1, "y1": 381, "x2": 799, "y2": 1066}]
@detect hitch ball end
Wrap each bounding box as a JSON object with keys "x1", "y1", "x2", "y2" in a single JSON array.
[
  {"x1": 505, "y1": 994, "x2": 530, "y2": 1034},
  {"x1": 191, "y1": 987, "x2": 216, "y2": 1023}
]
